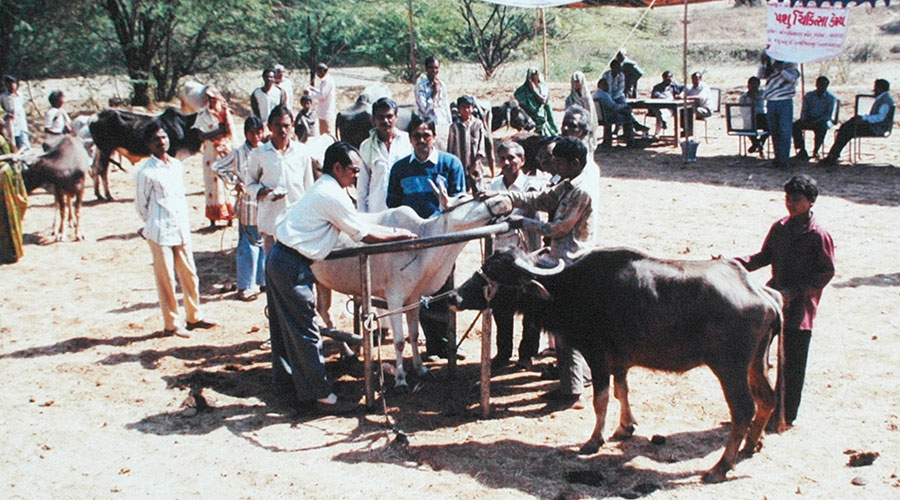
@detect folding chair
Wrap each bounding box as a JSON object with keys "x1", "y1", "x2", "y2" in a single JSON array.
[
  {"x1": 698, "y1": 87, "x2": 722, "y2": 143},
  {"x1": 725, "y1": 103, "x2": 768, "y2": 158},
  {"x1": 845, "y1": 94, "x2": 895, "y2": 164},
  {"x1": 594, "y1": 99, "x2": 624, "y2": 148}
]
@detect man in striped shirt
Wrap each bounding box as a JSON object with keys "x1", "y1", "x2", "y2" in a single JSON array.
[
  {"x1": 135, "y1": 121, "x2": 218, "y2": 338},
  {"x1": 761, "y1": 58, "x2": 800, "y2": 169}
]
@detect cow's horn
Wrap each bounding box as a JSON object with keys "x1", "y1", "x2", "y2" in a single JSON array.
[{"x1": 514, "y1": 255, "x2": 565, "y2": 276}]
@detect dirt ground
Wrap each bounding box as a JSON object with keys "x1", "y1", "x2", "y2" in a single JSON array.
[{"x1": 2, "y1": 63, "x2": 899, "y2": 499}]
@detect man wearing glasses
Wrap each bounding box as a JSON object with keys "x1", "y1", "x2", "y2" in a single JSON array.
[
  {"x1": 268, "y1": 142, "x2": 417, "y2": 414},
  {"x1": 386, "y1": 113, "x2": 467, "y2": 361}
]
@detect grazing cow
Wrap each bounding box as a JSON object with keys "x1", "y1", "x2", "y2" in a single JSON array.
[
  {"x1": 21, "y1": 136, "x2": 92, "y2": 241},
  {"x1": 491, "y1": 100, "x2": 535, "y2": 133},
  {"x1": 89, "y1": 108, "x2": 201, "y2": 200},
  {"x1": 311, "y1": 189, "x2": 513, "y2": 390},
  {"x1": 450, "y1": 248, "x2": 783, "y2": 483}
]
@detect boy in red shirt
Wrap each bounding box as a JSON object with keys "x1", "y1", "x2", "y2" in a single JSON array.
[{"x1": 736, "y1": 174, "x2": 835, "y2": 426}]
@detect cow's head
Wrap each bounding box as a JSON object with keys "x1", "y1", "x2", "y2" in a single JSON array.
[
  {"x1": 432, "y1": 181, "x2": 513, "y2": 232},
  {"x1": 450, "y1": 248, "x2": 562, "y2": 312},
  {"x1": 507, "y1": 101, "x2": 535, "y2": 131}
]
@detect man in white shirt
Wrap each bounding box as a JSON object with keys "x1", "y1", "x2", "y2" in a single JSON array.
[
  {"x1": 273, "y1": 64, "x2": 294, "y2": 114},
  {"x1": 246, "y1": 105, "x2": 315, "y2": 253},
  {"x1": 250, "y1": 68, "x2": 286, "y2": 126},
  {"x1": 1, "y1": 75, "x2": 31, "y2": 152},
  {"x1": 267, "y1": 141, "x2": 416, "y2": 413},
  {"x1": 358, "y1": 97, "x2": 412, "y2": 213},
  {"x1": 487, "y1": 141, "x2": 547, "y2": 371},
  {"x1": 307, "y1": 63, "x2": 337, "y2": 135},
  {"x1": 414, "y1": 56, "x2": 452, "y2": 147},
  {"x1": 686, "y1": 72, "x2": 713, "y2": 119},
  {"x1": 135, "y1": 121, "x2": 218, "y2": 338}
]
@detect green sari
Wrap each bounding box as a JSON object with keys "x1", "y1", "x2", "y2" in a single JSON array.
[
  {"x1": 514, "y1": 74, "x2": 558, "y2": 137},
  {"x1": 0, "y1": 135, "x2": 28, "y2": 264}
]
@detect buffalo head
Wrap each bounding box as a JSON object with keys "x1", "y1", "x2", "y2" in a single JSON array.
[{"x1": 450, "y1": 248, "x2": 561, "y2": 312}]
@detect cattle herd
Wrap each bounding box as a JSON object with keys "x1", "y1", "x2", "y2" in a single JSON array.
[{"x1": 14, "y1": 84, "x2": 789, "y2": 485}]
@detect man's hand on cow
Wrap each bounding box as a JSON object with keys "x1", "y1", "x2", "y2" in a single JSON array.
[{"x1": 476, "y1": 190, "x2": 498, "y2": 201}]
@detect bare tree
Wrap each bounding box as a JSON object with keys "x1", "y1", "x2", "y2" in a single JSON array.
[{"x1": 457, "y1": 0, "x2": 535, "y2": 81}]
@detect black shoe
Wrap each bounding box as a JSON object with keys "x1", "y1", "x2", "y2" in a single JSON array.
[
  {"x1": 186, "y1": 317, "x2": 218, "y2": 330},
  {"x1": 748, "y1": 144, "x2": 759, "y2": 154},
  {"x1": 820, "y1": 155, "x2": 838, "y2": 166},
  {"x1": 792, "y1": 151, "x2": 809, "y2": 163},
  {"x1": 314, "y1": 396, "x2": 360, "y2": 415},
  {"x1": 490, "y1": 357, "x2": 511, "y2": 370}
]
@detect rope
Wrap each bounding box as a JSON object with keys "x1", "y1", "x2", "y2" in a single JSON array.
[
  {"x1": 370, "y1": 288, "x2": 459, "y2": 322},
  {"x1": 612, "y1": 0, "x2": 659, "y2": 64}
]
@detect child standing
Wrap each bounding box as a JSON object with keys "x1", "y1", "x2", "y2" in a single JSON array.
[
  {"x1": 736, "y1": 174, "x2": 835, "y2": 426},
  {"x1": 446, "y1": 95, "x2": 488, "y2": 192}
]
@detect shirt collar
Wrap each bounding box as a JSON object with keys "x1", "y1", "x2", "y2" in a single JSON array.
[{"x1": 411, "y1": 148, "x2": 439, "y2": 166}]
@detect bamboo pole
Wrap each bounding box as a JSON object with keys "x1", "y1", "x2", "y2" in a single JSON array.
[
  {"x1": 360, "y1": 254, "x2": 375, "y2": 408},
  {"x1": 407, "y1": 0, "x2": 418, "y2": 80},
  {"x1": 681, "y1": 0, "x2": 691, "y2": 162}
]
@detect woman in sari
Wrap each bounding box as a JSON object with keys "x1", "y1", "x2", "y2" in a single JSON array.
[
  {"x1": 193, "y1": 86, "x2": 235, "y2": 227},
  {"x1": 565, "y1": 71, "x2": 597, "y2": 148},
  {"x1": 514, "y1": 68, "x2": 557, "y2": 137},
  {"x1": 0, "y1": 132, "x2": 28, "y2": 264}
]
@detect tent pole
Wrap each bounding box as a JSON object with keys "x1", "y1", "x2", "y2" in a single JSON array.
[
  {"x1": 540, "y1": 8, "x2": 548, "y2": 78},
  {"x1": 682, "y1": 0, "x2": 690, "y2": 160},
  {"x1": 800, "y1": 63, "x2": 805, "y2": 99},
  {"x1": 407, "y1": 0, "x2": 418, "y2": 80}
]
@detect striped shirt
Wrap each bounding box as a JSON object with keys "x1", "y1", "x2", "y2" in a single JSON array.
[
  {"x1": 762, "y1": 63, "x2": 799, "y2": 102},
  {"x1": 214, "y1": 142, "x2": 257, "y2": 226},
  {"x1": 135, "y1": 155, "x2": 192, "y2": 246}
]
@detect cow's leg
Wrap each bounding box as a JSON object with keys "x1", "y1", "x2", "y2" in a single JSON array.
[
  {"x1": 406, "y1": 307, "x2": 427, "y2": 377},
  {"x1": 742, "y1": 335, "x2": 777, "y2": 457},
  {"x1": 92, "y1": 153, "x2": 108, "y2": 200},
  {"x1": 611, "y1": 369, "x2": 637, "y2": 441},
  {"x1": 73, "y1": 190, "x2": 85, "y2": 241},
  {"x1": 579, "y1": 360, "x2": 611, "y2": 455},
  {"x1": 703, "y1": 364, "x2": 756, "y2": 484},
  {"x1": 315, "y1": 285, "x2": 334, "y2": 328},
  {"x1": 387, "y1": 299, "x2": 409, "y2": 391},
  {"x1": 54, "y1": 189, "x2": 66, "y2": 242}
]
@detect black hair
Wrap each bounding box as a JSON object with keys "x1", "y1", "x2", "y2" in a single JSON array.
[
  {"x1": 262, "y1": 68, "x2": 275, "y2": 78},
  {"x1": 748, "y1": 76, "x2": 760, "y2": 87},
  {"x1": 875, "y1": 79, "x2": 890, "y2": 93},
  {"x1": 564, "y1": 105, "x2": 590, "y2": 134},
  {"x1": 372, "y1": 97, "x2": 398, "y2": 116},
  {"x1": 691, "y1": 71, "x2": 702, "y2": 80},
  {"x1": 552, "y1": 136, "x2": 587, "y2": 167},
  {"x1": 48, "y1": 90, "x2": 64, "y2": 107},
  {"x1": 816, "y1": 76, "x2": 829, "y2": 87},
  {"x1": 456, "y1": 95, "x2": 476, "y2": 108},
  {"x1": 662, "y1": 71, "x2": 672, "y2": 79},
  {"x1": 406, "y1": 112, "x2": 436, "y2": 135},
  {"x1": 424, "y1": 55, "x2": 439, "y2": 68},
  {"x1": 316, "y1": 63, "x2": 328, "y2": 73},
  {"x1": 267, "y1": 104, "x2": 293, "y2": 127},
  {"x1": 4, "y1": 75, "x2": 16, "y2": 85},
  {"x1": 322, "y1": 141, "x2": 360, "y2": 175},
  {"x1": 300, "y1": 94, "x2": 313, "y2": 103},
  {"x1": 142, "y1": 120, "x2": 165, "y2": 144},
  {"x1": 243, "y1": 116, "x2": 264, "y2": 135},
  {"x1": 609, "y1": 59, "x2": 621, "y2": 71},
  {"x1": 783, "y1": 174, "x2": 819, "y2": 203}
]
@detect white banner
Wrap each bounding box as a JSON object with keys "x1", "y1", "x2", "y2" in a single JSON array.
[{"x1": 766, "y1": 1, "x2": 849, "y2": 63}]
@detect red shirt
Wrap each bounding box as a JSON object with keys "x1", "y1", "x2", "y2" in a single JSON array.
[{"x1": 737, "y1": 211, "x2": 835, "y2": 331}]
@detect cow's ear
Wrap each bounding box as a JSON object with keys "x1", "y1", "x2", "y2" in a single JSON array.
[{"x1": 525, "y1": 279, "x2": 551, "y2": 301}]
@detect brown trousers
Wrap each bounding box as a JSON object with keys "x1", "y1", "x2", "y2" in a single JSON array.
[{"x1": 148, "y1": 239, "x2": 201, "y2": 330}]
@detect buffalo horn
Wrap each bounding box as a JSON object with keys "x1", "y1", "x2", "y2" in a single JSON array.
[{"x1": 513, "y1": 255, "x2": 565, "y2": 276}]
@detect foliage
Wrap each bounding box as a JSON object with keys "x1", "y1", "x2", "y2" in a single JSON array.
[{"x1": 456, "y1": 0, "x2": 536, "y2": 81}]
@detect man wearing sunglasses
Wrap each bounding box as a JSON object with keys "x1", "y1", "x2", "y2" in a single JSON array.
[
  {"x1": 386, "y1": 113, "x2": 467, "y2": 361},
  {"x1": 268, "y1": 142, "x2": 417, "y2": 414}
]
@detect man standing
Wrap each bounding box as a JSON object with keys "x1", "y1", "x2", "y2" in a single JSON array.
[
  {"x1": 135, "y1": 121, "x2": 218, "y2": 338},
  {"x1": 616, "y1": 50, "x2": 643, "y2": 99},
  {"x1": 415, "y1": 56, "x2": 452, "y2": 146},
  {"x1": 762, "y1": 59, "x2": 800, "y2": 169},
  {"x1": 1, "y1": 75, "x2": 31, "y2": 152},
  {"x1": 822, "y1": 79, "x2": 894, "y2": 166},
  {"x1": 487, "y1": 141, "x2": 547, "y2": 371},
  {"x1": 268, "y1": 142, "x2": 417, "y2": 413},
  {"x1": 307, "y1": 63, "x2": 337, "y2": 135},
  {"x1": 792, "y1": 76, "x2": 837, "y2": 162},
  {"x1": 387, "y1": 113, "x2": 467, "y2": 360},
  {"x1": 273, "y1": 64, "x2": 294, "y2": 114},
  {"x1": 247, "y1": 106, "x2": 315, "y2": 253},
  {"x1": 358, "y1": 97, "x2": 412, "y2": 213},
  {"x1": 484, "y1": 137, "x2": 600, "y2": 408},
  {"x1": 250, "y1": 68, "x2": 286, "y2": 126}
]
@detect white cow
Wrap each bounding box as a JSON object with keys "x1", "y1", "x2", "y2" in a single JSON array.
[{"x1": 311, "y1": 190, "x2": 512, "y2": 390}]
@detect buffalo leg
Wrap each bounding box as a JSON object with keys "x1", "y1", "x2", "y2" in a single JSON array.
[
  {"x1": 579, "y1": 359, "x2": 611, "y2": 455},
  {"x1": 611, "y1": 370, "x2": 637, "y2": 441},
  {"x1": 742, "y1": 337, "x2": 777, "y2": 457},
  {"x1": 54, "y1": 189, "x2": 66, "y2": 241},
  {"x1": 703, "y1": 366, "x2": 755, "y2": 484},
  {"x1": 73, "y1": 189, "x2": 84, "y2": 241}
]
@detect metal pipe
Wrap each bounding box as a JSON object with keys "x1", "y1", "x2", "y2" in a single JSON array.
[{"x1": 325, "y1": 222, "x2": 511, "y2": 259}]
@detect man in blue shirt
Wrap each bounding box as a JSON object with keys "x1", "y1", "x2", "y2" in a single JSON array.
[
  {"x1": 792, "y1": 76, "x2": 837, "y2": 161},
  {"x1": 387, "y1": 113, "x2": 467, "y2": 360},
  {"x1": 822, "y1": 79, "x2": 894, "y2": 165}
]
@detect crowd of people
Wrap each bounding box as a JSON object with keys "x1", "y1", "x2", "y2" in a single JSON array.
[{"x1": 1, "y1": 52, "x2": 874, "y2": 422}]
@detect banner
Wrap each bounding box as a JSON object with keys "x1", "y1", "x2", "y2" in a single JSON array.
[{"x1": 766, "y1": 0, "x2": 849, "y2": 63}]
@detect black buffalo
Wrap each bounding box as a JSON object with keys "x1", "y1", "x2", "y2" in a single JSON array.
[
  {"x1": 89, "y1": 108, "x2": 201, "y2": 200},
  {"x1": 491, "y1": 100, "x2": 535, "y2": 133},
  {"x1": 451, "y1": 248, "x2": 784, "y2": 484}
]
